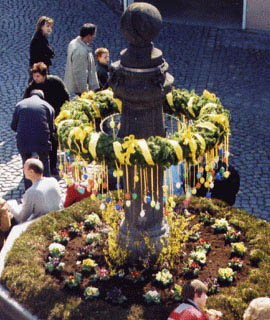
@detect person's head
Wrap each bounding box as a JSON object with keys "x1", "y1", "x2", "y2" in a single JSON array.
[
  {"x1": 80, "y1": 23, "x2": 97, "y2": 44},
  {"x1": 95, "y1": 47, "x2": 109, "y2": 65},
  {"x1": 243, "y1": 297, "x2": 270, "y2": 320},
  {"x1": 24, "y1": 159, "x2": 44, "y2": 182},
  {"x1": 36, "y1": 16, "x2": 54, "y2": 35},
  {"x1": 30, "y1": 62, "x2": 48, "y2": 83},
  {"x1": 29, "y1": 89, "x2": 44, "y2": 99},
  {"x1": 182, "y1": 280, "x2": 208, "y2": 308}
]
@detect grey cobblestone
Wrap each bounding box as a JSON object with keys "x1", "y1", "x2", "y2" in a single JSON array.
[{"x1": 0, "y1": 0, "x2": 269, "y2": 221}]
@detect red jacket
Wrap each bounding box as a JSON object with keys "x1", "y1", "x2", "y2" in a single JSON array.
[
  {"x1": 168, "y1": 301, "x2": 207, "y2": 320},
  {"x1": 64, "y1": 184, "x2": 91, "y2": 208}
]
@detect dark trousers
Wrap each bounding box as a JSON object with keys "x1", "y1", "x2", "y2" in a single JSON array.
[
  {"x1": 49, "y1": 136, "x2": 58, "y2": 173},
  {"x1": 21, "y1": 151, "x2": 50, "y2": 190}
]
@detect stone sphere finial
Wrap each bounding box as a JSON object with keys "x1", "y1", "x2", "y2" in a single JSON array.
[{"x1": 120, "y1": 2, "x2": 162, "y2": 47}]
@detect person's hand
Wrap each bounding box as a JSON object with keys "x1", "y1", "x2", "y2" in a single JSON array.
[{"x1": 205, "y1": 309, "x2": 223, "y2": 320}]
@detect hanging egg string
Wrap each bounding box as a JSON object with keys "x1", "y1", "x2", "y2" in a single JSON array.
[
  {"x1": 150, "y1": 167, "x2": 155, "y2": 208},
  {"x1": 155, "y1": 166, "x2": 160, "y2": 211}
]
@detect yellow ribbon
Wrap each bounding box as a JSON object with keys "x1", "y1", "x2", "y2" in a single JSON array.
[
  {"x1": 113, "y1": 141, "x2": 125, "y2": 164},
  {"x1": 203, "y1": 90, "x2": 216, "y2": 100},
  {"x1": 88, "y1": 132, "x2": 101, "y2": 159},
  {"x1": 168, "y1": 139, "x2": 183, "y2": 162},
  {"x1": 79, "y1": 126, "x2": 92, "y2": 153},
  {"x1": 199, "y1": 103, "x2": 218, "y2": 117},
  {"x1": 208, "y1": 114, "x2": 230, "y2": 133},
  {"x1": 166, "y1": 92, "x2": 174, "y2": 107},
  {"x1": 187, "y1": 97, "x2": 196, "y2": 118},
  {"x1": 182, "y1": 127, "x2": 197, "y2": 163},
  {"x1": 91, "y1": 101, "x2": 101, "y2": 118},
  {"x1": 122, "y1": 134, "x2": 137, "y2": 165},
  {"x1": 114, "y1": 98, "x2": 122, "y2": 113},
  {"x1": 196, "y1": 121, "x2": 217, "y2": 132},
  {"x1": 137, "y1": 139, "x2": 155, "y2": 166},
  {"x1": 55, "y1": 110, "x2": 71, "y2": 125},
  {"x1": 67, "y1": 127, "x2": 82, "y2": 152},
  {"x1": 193, "y1": 133, "x2": 206, "y2": 152}
]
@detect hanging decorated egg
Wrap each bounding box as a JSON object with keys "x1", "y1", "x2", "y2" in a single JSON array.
[
  {"x1": 126, "y1": 200, "x2": 131, "y2": 207},
  {"x1": 134, "y1": 176, "x2": 139, "y2": 182},
  {"x1": 215, "y1": 173, "x2": 221, "y2": 180},
  {"x1": 140, "y1": 210, "x2": 145, "y2": 218},
  {"x1": 132, "y1": 193, "x2": 137, "y2": 200},
  {"x1": 100, "y1": 203, "x2": 106, "y2": 210},
  {"x1": 191, "y1": 188, "x2": 197, "y2": 195},
  {"x1": 176, "y1": 181, "x2": 182, "y2": 189},
  {"x1": 145, "y1": 196, "x2": 151, "y2": 204},
  {"x1": 196, "y1": 172, "x2": 202, "y2": 179},
  {"x1": 206, "y1": 192, "x2": 211, "y2": 199},
  {"x1": 59, "y1": 164, "x2": 64, "y2": 171},
  {"x1": 90, "y1": 194, "x2": 96, "y2": 200},
  {"x1": 97, "y1": 193, "x2": 102, "y2": 200},
  {"x1": 115, "y1": 203, "x2": 121, "y2": 210},
  {"x1": 219, "y1": 167, "x2": 225, "y2": 174},
  {"x1": 150, "y1": 200, "x2": 155, "y2": 207},
  {"x1": 83, "y1": 173, "x2": 88, "y2": 180},
  {"x1": 77, "y1": 186, "x2": 85, "y2": 194},
  {"x1": 125, "y1": 193, "x2": 131, "y2": 200},
  {"x1": 155, "y1": 202, "x2": 160, "y2": 210},
  {"x1": 223, "y1": 171, "x2": 230, "y2": 178},
  {"x1": 200, "y1": 177, "x2": 205, "y2": 184},
  {"x1": 106, "y1": 196, "x2": 111, "y2": 203}
]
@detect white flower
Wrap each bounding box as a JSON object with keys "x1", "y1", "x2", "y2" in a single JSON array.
[
  {"x1": 85, "y1": 232, "x2": 100, "y2": 244},
  {"x1": 84, "y1": 286, "x2": 100, "y2": 299},
  {"x1": 49, "y1": 243, "x2": 66, "y2": 257},
  {"x1": 85, "y1": 213, "x2": 101, "y2": 226},
  {"x1": 190, "y1": 250, "x2": 207, "y2": 265},
  {"x1": 155, "y1": 269, "x2": 173, "y2": 285},
  {"x1": 144, "y1": 290, "x2": 161, "y2": 303}
]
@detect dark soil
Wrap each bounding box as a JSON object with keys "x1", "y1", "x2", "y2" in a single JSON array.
[{"x1": 42, "y1": 205, "x2": 253, "y2": 319}]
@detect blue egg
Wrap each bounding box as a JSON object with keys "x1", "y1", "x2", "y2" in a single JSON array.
[
  {"x1": 146, "y1": 196, "x2": 151, "y2": 204},
  {"x1": 83, "y1": 173, "x2": 88, "y2": 180},
  {"x1": 206, "y1": 192, "x2": 211, "y2": 199},
  {"x1": 106, "y1": 197, "x2": 111, "y2": 203},
  {"x1": 196, "y1": 173, "x2": 202, "y2": 179},
  {"x1": 215, "y1": 173, "x2": 221, "y2": 180},
  {"x1": 115, "y1": 203, "x2": 121, "y2": 210}
]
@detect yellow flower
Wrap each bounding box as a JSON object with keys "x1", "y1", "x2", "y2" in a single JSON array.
[{"x1": 82, "y1": 258, "x2": 97, "y2": 268}]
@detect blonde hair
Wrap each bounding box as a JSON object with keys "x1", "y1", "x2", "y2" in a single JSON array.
[
  {"x1": 36, "y1": 16, "x2": 54, "y2": 31},
  {"x1": 243, "y1": 297, "x2": 270, "y2": 320},
  {"x1": 95, "y1": 47, "x2": 109, "y2": 59}
]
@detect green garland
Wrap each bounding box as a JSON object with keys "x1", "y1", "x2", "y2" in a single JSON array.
[{"x1": 56, "y1": 88, "x2": 230, "y2": 168}]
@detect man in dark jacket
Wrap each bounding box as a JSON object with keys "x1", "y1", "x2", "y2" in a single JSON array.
[
  {"x1": 24, "y1": 62, "x2": 70, "y2": 175},
  {"x1": 11, "y1": 90, "x2": 55, "y2": 190}
]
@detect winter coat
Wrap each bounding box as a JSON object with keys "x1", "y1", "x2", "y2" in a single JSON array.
[
  {"x1": 24, "y1": 75, "x2": 70, "y2": 117},
  {"x1": 168, "y1": 300, "x2": 207, "y2": 320},
  {"x1": 64, "y1": 36, "x2": 99, "y2": 94},
  {"x1": 11, "y1": 95, "x2": 55, "y2": 154},
  {"x1": 30, "y1": 30, "x2": 54, "y2": 67}
]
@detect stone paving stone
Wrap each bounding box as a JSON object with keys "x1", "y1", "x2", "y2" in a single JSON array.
[{"x1": 0, "y1": 0, "x2": 269, "y2": 221}]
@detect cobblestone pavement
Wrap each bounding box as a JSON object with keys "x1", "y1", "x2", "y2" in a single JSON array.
[{"x1": 0, "y1": 0, "x2": 270, "y2": 221}]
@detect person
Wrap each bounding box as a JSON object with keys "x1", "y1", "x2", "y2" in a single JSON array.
[
  {"x1": 29, "y1": 16, "x2": 55, "y2": 70},
  {"x1": 64, "y1": 163, "x2": 92, "y2": 208},
  {"x1": 7, "y1": 159, "x2": 61, "y2": 224},
  {"x1": 95, "y1": 47, "x2": 110, "y2": 90},
  {"x1": 168, "y1": 280, "x2": 222, "y2": 320},
  {"x1": 23, "y1": 62, "x2": 70, "y2": 175},
  {"x1": 243, "y1": 297, "x2": 270, "y2": 320},
  {"x1": 64, "y1": 23, "x2": 99, "y2": 95},
  {"x1": 11, "y1": 90, "x2": 55, "y2": 190}
]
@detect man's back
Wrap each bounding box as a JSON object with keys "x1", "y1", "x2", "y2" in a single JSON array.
[
  {"x1": 168, "y1": 302, "x2": 207, "y2": 320},
  {"x1": 11, "y1": 95, "x2": 54, "y2": 154},
  {"x1": 12, "y1": 177, "x2": 61, "y2": 223}
]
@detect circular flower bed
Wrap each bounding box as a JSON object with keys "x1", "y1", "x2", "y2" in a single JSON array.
[{"x1": 1, "y1": 197, "x2": 270, "y2": 320}]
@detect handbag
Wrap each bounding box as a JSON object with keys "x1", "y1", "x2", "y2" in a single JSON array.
[{"x1": 0, "y1": 199, "x2": 11, "y2": 232}]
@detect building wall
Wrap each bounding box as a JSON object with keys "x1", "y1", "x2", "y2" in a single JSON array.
[{"x1": 246, "y1": 0, "x2": 270, "y2": 30}]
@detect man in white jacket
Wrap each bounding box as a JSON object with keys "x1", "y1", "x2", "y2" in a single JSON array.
[{"x1": 64, "y1": 23, "x2": 99, "y2": 95}]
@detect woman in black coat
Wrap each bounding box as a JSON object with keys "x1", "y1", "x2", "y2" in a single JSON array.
[{"x1": 30, "y1": 16, "x2": 55, "y2": 69}]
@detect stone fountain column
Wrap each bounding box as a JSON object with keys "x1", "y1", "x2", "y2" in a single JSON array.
[{"x1": 109, "y1": 2, "x2": 174, "y2": 262}]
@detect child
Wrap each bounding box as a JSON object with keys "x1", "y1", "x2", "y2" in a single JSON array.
[{"x1": 95, "y1": 47, "x2": 110, "y2": 90}]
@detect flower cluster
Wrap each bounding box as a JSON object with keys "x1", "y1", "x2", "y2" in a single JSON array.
[
  {"x1": 199, "y1": 212, "x2": 214, "y2": 225},
  {"x1": 204, "y1": 278, "x2": 219, "y2": 295},
  {"x1": 228, "y1": 257, "x2": 244, "y2": 271},
  {"x1": 171, "y1": 284, "x2": 182, "y2": 301},
  {"x1": 126, "y1": 268, "x2": 145, "y2": 283},
  {"x1": 77, "y1": 245, "x2": 95, "y2": 259},
  {"x1": 85, "y1": 232, "x2": 100, "y2": 245},
  {"x1": 45, "y1": 257, "x2": 65, "y2": 273},
  {"x1": 84, "y1": 286, "x2": 100, "y2": 300},
  {"x1": 48, "y1": 243, "x2": 66, "y2": 257},
  {"x1": 224, "y1": 228, "x2": 241, "y2": 243},
  {"x1": 212, "y1": 218, "x2": 229, "y2": 233},
  {"x1": 195, "y1": 238, "x2": 211, "y2": 254},
  {"x1": 82, "y1": 258, "x2": 97, "y2": 272},
  {"x1": 218, "y1": 267, "x2": 236, "y2": 283},
  {"x1": 183, "y1": 259, "x2": 201, "y2": 277},
  {"x1": 91, "y1": 267, "x2": 110, "y2": 281},
  {"x1": 66, "y1": 222, "x2": 83, "y2": 237},
  {"x1": 53, "y1": 230, "x2": 70, "y2": 245},
  {"x1": 231, "y1": 242, "x2": 247, "y2": 257},
  {"x1": 190, "y1": 249, "x2": 207, "y2": 266},
  {"x1": 143, "y1": 290, "x2": 161, "y2": 304},
  {"x1": 188, "y1": 231, "x2": 201, "y2": 242},
  {"x1": 106, "y1": 287, "x2": 127, "y2": 304},
  {"x1": 64, "y1": 272, "x2": 82, "y2": 289},
  {"x1": 84, "y1": 213, "x2": 102, "y2": 229},
  {"x1": 154, "y1": 269, "x2": 173, "y2": 286}
]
